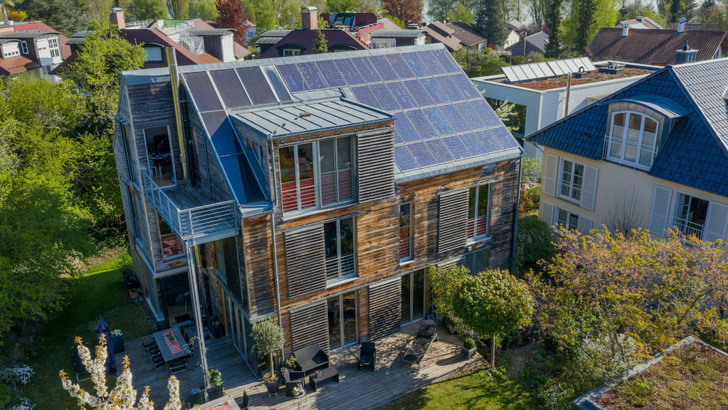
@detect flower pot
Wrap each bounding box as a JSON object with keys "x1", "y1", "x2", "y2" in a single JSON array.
[
  {"x1": 111, "y1": 335, "x2": 125, "y2": 353},
  {"x1": 462, "y1": 346, "x2": 477, "y2": 359},
  {"x1": 264, "y1": 379, "x2": 280, "y2": 396},
  {"x1": 208, "y1": 386, "x2": 224, "y2": 400},
  {"x1": 129, "y1": 289, "x2": 140, "y2": 300}
]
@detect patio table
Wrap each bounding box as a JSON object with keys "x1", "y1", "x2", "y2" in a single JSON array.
[
  {"x1": 152, "y1": 327, "x2": 191, "y2": 363},
  {"x1": 199, "y1": 395, "x2": 241, "y2": 410}
]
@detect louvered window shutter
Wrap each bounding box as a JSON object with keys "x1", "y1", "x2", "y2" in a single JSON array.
[
  {"x1": 358, "y1": 130, "x2": 395, "y2": 202},
  {"x1": 290, "y1": 302, "x2": 329, "y2": 352},
  {"x1": 368, "y1": 278, "x2": 401, "y2": 340},
  {"x1": 541, "y1": 202, "x2": 554, "y2": 227},
  {"x1": 648, "y1": 185, "x2": 672, "y2": 236},
  {"x1": 704, "y1": 201, "x2": 728, "y2": 243},
  {"x1": 438, "y1": 190, "x2": 468, "y2": 254},
  {"x1": 543, "y1": 154, "x2": 558, "y2": 196},
  {"x1": 285, "y1": 226, "x2": 326, "y2": 297},
  {"x1": 577, "y1": 216, "x2": 593, "y2": 234},
  {"x1": 580, "y1": 165, "x2": 598, "y2": 211}
]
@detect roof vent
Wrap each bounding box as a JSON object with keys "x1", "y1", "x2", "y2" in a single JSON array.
[
  {"x1": 622, "y1": 24, "x2": 629, "y2": 37},
  {"x1": 573, "y1": 66, "x2": 589, "y2": 78},
  {"x1": 598, "y1": 62, "x2": 623, "y2": 75},
  {"x1": 299, "y1": 111, "x2": 312, "y2": 118},
  {"x1": 677, "y1": 17, "x2": 686, "y2": 33},
  {"x1": 675, "y1": 40, "x2": 697, "y2": 64}
]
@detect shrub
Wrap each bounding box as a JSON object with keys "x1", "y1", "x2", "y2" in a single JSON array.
[
  {"x1": 519, "y1": 186, "x2": 540, "y2": 213},
  {"x1": 515, "y1": 215, "x2": 555, "y2": 275},
  {"x1": 209, "y1": 368, "x2": 223, "y2": 388},
  {"x1": 0, "y1": 384, "x2": 12, "y2": 408},
  {"x1": 251, "y1": 319, "x2": 284, "y2": 379},
  {"x1": 463, "y1": 337, "x2": 476, "y2": 349}
]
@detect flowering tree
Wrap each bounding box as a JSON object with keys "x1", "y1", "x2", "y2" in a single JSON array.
[
  {"x1": 215, "y1": 0, "x2": 248, "y2": 46},
  {"x1": 380, "y1": 0, "x2": 423, "y2": 24},
  {"x1": 59, "y1": 335, "x2": 182, "y2": 410}
]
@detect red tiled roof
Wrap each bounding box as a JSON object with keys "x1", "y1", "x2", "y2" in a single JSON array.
[
  {"x1": 0, "y1": 55, "x2": 40, "y2": 75},
  {"x1": 587, "y1": 28, "x2": 727, "y2": 65},
  {"x1": 259, "y1": 29, "x2": 369, "y2": 59}
]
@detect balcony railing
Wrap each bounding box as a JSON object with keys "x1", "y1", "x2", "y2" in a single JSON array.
[
  {"x1": 672, "y1": 216, "x2": 704, "y2": 239},
  {"x1": 326, "y1": 254, "x2": 356, "y2": 281},
  {"x1": 143, "y1": 171, "x2": 238, "y2": 242}
]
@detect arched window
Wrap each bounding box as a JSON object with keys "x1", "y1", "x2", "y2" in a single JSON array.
[{"x1": 605, "y1": 111, "x2": 659, "y2": 169}]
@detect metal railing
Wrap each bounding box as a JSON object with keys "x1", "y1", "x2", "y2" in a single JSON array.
[
  {"x1": 326, "y1": 254, "x2": 356, "y2": 280},
  {"x1": 671, "y1": 216, "x2": 704, "y2": 239},
  {"x1": 143, "y1": 171, "x2": 237, "y2": 241},
  {"x1": 603, "y1": 135, "x2": 657, "y2": 169}
]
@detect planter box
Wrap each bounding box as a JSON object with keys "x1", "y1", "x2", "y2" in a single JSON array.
[
  {"x1": 111, "y1": 335, "x2": 125, "y2": 353},
  {"x1": 462, "y1": 346, "x2": 477, "y2": 359}
]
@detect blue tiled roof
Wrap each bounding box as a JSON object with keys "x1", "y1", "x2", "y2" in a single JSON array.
[{"x1": 528, "y1": 58, "x2": 728, "y2": 197}]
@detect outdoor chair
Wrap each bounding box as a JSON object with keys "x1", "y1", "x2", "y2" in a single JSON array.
[
  {"x1": 71, "y1": 345, "x2": 91, "y2": 382},
  {"x1": 167, "y1": 357, "x2": 187, "y2": 374},
  {"x1": 403, "y1": 323, "x2": 439, "y2": 365},
  {"x1": 283, "y1": 368, "x2": 306, "y2": 397},
  {"x1": 140, "y1": 337, "x2": 159, "y2": 359},
  {"x1": 151, "y1": 351, "x2": 165, "y2": 368},
  {"x1": 358, "y1": 342, "x2": 376, "y2": 371},
  {"x1": 293, "y1": 344, "x2": 329, "y2": 374}
]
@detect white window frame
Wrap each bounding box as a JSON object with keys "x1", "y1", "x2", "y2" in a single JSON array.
[
  {"x1": 555, "y1": 207, "x2": 579, "y2": 231},
  {"x1": 671, "y1": 191, "x2": 709, "y2": 240},
  {"x1": 467, "y1": 184, "x2": 491, "y2": 243},
  {"x1": 282, "y1": 48, "x2": 302, "y2": 57},
  {"x1": 558, "y1": 159, "x2": 584, "y2": 204},
  {"x1": 604, "y1": 111, "x2": 660, "y2": 170},
  {"x1": 399, "y1": 202, "x2": 414, "y2": 263},
  {"x1": 324, "y1": 216, "x2": 357, "y2": 283},
  {"x1": 20, "y1": 40, "x2": 28, "y2": 54}
]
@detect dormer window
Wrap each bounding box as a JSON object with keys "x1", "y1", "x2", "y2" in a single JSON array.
[{"x1": 605, "y1": 111, "x2": 659, "y2": 170}]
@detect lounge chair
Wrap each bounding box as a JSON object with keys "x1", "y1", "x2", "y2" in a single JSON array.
[
  {"x1": 293, "y1": 344, "x2": 329, "y2": 374},
  {"x1": 358, "y1": 342, "x2": 376, "y2": 371},
  {"x1": 71, "y1": 346, "x2": 91, "y2": 382},
  {"x1": 283, "y1": 368, "x2": 305, "y2": 397},
  {"x1": 402, "y1": 323, "x2": 439, "y2": 364}
]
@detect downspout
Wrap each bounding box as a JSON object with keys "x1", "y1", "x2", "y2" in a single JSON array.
[
  {"x1": 185, "y1": 242, "x2": 211, "y2": 399},
  {"x1": 563, "y1": 72, "x2": 572, "y2": 118},
  {"x1": 510, "y1": 157, "x2": 523, "y2": 276},
  {"x1": 268, "y1": 139, "x2": 284, "y2": 356},
  {"x1": 167, "y1": 47, "x2": 188, "y2": 181}
]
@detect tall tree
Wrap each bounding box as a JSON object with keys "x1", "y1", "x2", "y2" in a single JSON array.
[
  {"x1": 527, "y1": 0, "x2": 549, "y2": 24},
  {"x1": 16, "y1": 0, "x2": 88, "y2": 35},
  {"x1": 313, "y1": 28, "x2": 328, "y2": 53},
  {"x1": 428, "y1": 0, "x2": 456, "y2": 21},
  {"x1": 166, "y1": 0, "x2": 190, "y2": 18},
  {"x1": 666, "y1": 0, "x2": 697, "y2": 23},
  {"x1": 560, "y1": 0, "x2": 618, "y2": 54},
  {"x1": 252, "y1": 0, "x2": 276, "y2": 33},
  {"x1": 277, "y1": 0, "x2": 302, "y2": 29},
  {"x1": 450, "y1": 3, "x2": 475, "y2": 23},
  {"x1": 189, "y1": 0, "x2": 218, "y2": 20},
  {"x1": 545, "y1": 0, "x2": 562, "y2": 57},
  {"x1": 381, "y1": 0, "x2": 424, "y2": 24},
  {"x1": 575, "y1": 0, "x2": 595, "y2": 51},
  {"x1": 215, "y1": 0, "x2": 247, "y2": 45},
  {"x1": 326, "y1": 0, "x2": 357, "y2": 13},
  {"x1": 133, "y1": 0, "x2": 167, "y2": 21},
  {"x1": 475, "y1": 0, "x2": 508, "y2": 46}
]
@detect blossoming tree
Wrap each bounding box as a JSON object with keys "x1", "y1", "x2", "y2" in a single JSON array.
[{"x1": 59, "y1": 335, "x2": 182, "y2": 410}]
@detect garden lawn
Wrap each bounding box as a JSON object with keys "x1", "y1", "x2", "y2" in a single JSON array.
[
  {"x1": 383, "y1": 365, "x2": 541, "y2": 409},
  {"x1": 24, "y1": 251, "x2": 153, "y2": 409}
]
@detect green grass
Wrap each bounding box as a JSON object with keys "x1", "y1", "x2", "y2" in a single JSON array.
[
  {"x1": 383, "y1": 365, "x2": 541, "y2": 409},
  {"x1": 24, "y1": 251, "x2": 153, "y2": 409}
]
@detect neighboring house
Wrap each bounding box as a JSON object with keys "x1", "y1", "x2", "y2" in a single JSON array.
[
  {"x1": 446, "y1": 21, "x2": 487, "y2": 51},
  {"x1": 616, "y1": 16, "x2": 664, "y2": 29},
  {"x1": 587, "y1": 21, "x2": 727, "y2": 65},
  {"x1": 0, "y1": 24, "x2": 64, "y2": 76},
  {"x1": 113, "y1": 44, "x2": 521, "y2": 376},
  {"x1": 370, "y1": 29, "x2": 425, "y2": 48},
  {"x1": 503, "y1": 29, "x2": 521, "y2": 49},
  {"x1": 153, "y1": 18, "x2": 252, "y2": 61},
  {"x1": 528, "y1": 57, "x2": 728, "y2": 245},
  {"x1": 258, "y1": 7, "x2": 369, "y2": 58},
  {"x1": 506, "y1": 18, "x2": 525, "y2": 32},
  {"x1": 505, "y1": 31, "x2": 548, "y2": 56},
  {"x1": 255, "y1": 29, "x2": 292, "y2": 55},
  {"x1": 320, "y1": 12, "x2": 377, "y2": 30},
  {"x1": 378, "y1": 18, "x2": 404, "y2": 31},
  {"x1": 472, "y1": 58, "x2": 660, "y2": 158},
  {"x1": 422, "y1": 21, "x2": 462, "y2": 51}
]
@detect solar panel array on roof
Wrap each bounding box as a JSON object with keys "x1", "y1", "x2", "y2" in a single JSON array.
[
  {"x1": 275, "y1": 48, "x2": 517, "y2": 172},
  {"x1": 502, "y1": 57, "x2": 597, "y2": 83}
]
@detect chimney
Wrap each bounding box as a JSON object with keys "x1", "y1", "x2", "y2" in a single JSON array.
[
  {"x1": 677, "y1": 17, "x2": 686, "y2": 34},
  {"x1": 675, "y1": 40, "x2": 697, "y2": 64},
  {"x1": 301, "y1": 6, "x2": 318, "y2": 30},
  {"x1": 110, "y1": 7, "x2": 125, "y2": 29},
  {"x1": 636, "y1": 16, "x2": 643, "y2": 23},
  {"x1": 622, "y1": 24, "x2": 629, "y2": 37}
]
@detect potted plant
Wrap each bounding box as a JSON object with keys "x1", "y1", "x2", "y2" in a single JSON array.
[
  {"x1": 110, "y1": 329, "x2": 125, "y2": 353},
  {"x1": 208, "y1": 316, "x2": 224, "y2": 338},
  {"x1": 252, "y1": 319, "x2": 285, "y2": 396},
  {"x1": 129, "y1": 288, "x2": 140, "y2": 300},
  {"x1": 291, "y1": 384, "x2": 305, "y2": 398},
  {"x1": 207, "y1": 368, "x2": 224, "y2": 399},
  {"x1": 462, "y1": 337, "x2": 477, "y2": 359}
]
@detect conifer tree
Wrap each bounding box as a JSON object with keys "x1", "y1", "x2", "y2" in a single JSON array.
[{"x1": 313, "y1": 29, "x2": 328, "y2": 53}]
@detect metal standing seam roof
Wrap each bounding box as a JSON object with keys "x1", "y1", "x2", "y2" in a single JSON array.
[{"x1": 371, "y1": 30, "x2": 424, "y2": 38}]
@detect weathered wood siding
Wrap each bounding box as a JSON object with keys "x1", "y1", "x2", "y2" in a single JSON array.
[{"x1": 242, "y1": 214, "x2": 276, "y2": 317}]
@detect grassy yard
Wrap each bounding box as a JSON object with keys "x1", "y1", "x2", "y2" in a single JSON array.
[
  {"x1": 382, "y1": 365, "x2": 541, "y2": 409},
  {"x1": 24, "y1": 250, "x2": 153, "y2": 409}
]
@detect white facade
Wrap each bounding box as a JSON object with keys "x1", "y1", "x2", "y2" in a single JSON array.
[{"x1": 503, "y1": 30, "x2": 520, "y2": 49}]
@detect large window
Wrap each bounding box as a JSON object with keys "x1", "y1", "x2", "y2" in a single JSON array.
[
  {"x1": 143, "y1": 46, "x2": 164, "y2": 62},
  {"x1": 559, "y1": 159, "x2": 584, "y2": 202},
  {"x1": 144, "y1": 126, "x2": 176, "y2": 187},
  {"x1": 48, "y1": 38, "x2": 60, "y2": 58},
  {"x1": 282, "y1": 48, "x2": 302, "y2": 56},
  {"x1": 401, "y1": 269, "x2": 425, "y2": 324},
  {"x1": 462, "y1": 248, "x2": 489, "y2": 275},
  {"x1": 605, "y1": 112, "x2": 659, "y2": 169},
  {"x1": 20, "y1": 41, "x2": 28, "y2": 54},
  {"x1": 556, "y1": 208, "x2": 579, "y2": 231},
  {"x1": 156, "y1": 211, "x2": 184, "y2": 259},
  {"x1": 467, "y1": 184, "x2": 490, "y2": 240},
  {"x1": 279, "y1": 136, "x2": 354, "y2": 213},
  {"x1": 328, "y1": 291, "x2": 357, "y2": 349},
  {"x1": 399, "y1": 203, "x2": 413, "y2": 262},
  {"x1": 672, "y1": 193, "x2": 708, "y2": 239},
  {"x1": 324, "y1": 217, "x2": 355, "y2": 281}
]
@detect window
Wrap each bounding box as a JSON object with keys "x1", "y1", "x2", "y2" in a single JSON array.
[
  {"x1": 129, "y1": 187, "x2": 143, "y2": 245},
  {"x1": 559, "y1": 159, "x2": 584, "y2": 202},
  {"x1": 157, "y1": 211, "x2": 184, "y2": 259},
  {"x1": 144, "y1": 126, "x2": 176, "y2": 187},
  {"x1": 282, "y1": 48, "x2": 302, "y2": 56},
  {"x1": 328, "y1": 291, "x2": 357, "y2": 349},
  {"x1": 246, "y1": 137, "x2": 264, "y2": 161},
  {"x1": 467, "y1": 184, "x2": 490, "y2": 240},
  {"x1": 556, "y1": 208, "x2": 579, "y2": 231},
  {"x1": 462, "y1": 248, "x2": 489, "y2": 275},
  {"x1": 20, "y1": 41, "x2": 28, "y2": 54},
  {"x1": 399, "y1": 203, "x2": 413, "y2": 262},
  {"x1": 672, "y1": 193, "x2": 708, "y2": 239},
  {"x1": 279, "y1": 136, "x2": 355, "y2": 213},
  {"x1": 324, "y1": 217, "x2": 355, "y2": 281},
  {"x1": 143, "y1": 46, "x2": 164, "y2": 62},
  {"x1": 401, "y1": 269, "x2": 425, "y2": 324},
  {"x1": 605, "y1": 111, "x2": 659, "y2": 169},
  {"x1": 48, "y1": 38, "x2": 60, "y2": 58}
]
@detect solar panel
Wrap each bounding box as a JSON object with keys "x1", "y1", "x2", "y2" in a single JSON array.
[
  {"x1": 423, "y1": 51, "x2": 448, "y2": 75},
  {"x1": 425, "y1": 138, "x2": 454, "y2": 163},
  {"x1": 455, "y1": 102, "x2": 484, "y2": 129},
  {"x1": 261, "y1": 66, "x2": 292, "y2": 102},
  {"x1": 491, "y1": 126, "x2": 520, "y2": 149},
  {"x1": 335, "y1": 59, "x2": 365, "y2": 85},
  {"x1": 277, "y1": 64, "x2": 306, "y2": 92},
  {"x1": 405, "y1": 109, "x2": 436, "y2": 139},
  {"x1": 420, "y1": 77, "x2": 449, "y2": 104},
  {"x1": 459, "y1": 132, "x2": 486, "y2": 156},
  {"x1": 388, "y1": 81, "x2": 417, "y2": 109},
  {"x1": 451, "y1": 74, "x2": 481, "y2": 99},
  {"x1": 520, "y1": 64, "x2": 537, "y2": 81},
  {"x1": 535, "y1": 62, "x2": 555, "y2": 77},
  {"x1": 436, "y1": 75, "x2": 465, "y2": 102},
  {"x1": 478, "y1": 129, "x2": 503, "y2": 153},
  {"x1": 423, "y1": 107, "x2": 453, "y2": 136},
  {"x1": 471, "y1": 99, "x2": 500, "y2": 127},
  {"x1": 351, "y1": 85, "x2": 382, "y2": 110},
  {"x1": 316, "y1": 60, "x2": 346, "y2": 87},
  {"x1": 564, "y1": 59, "x2": 580, "y2": 73},
  {"x1": 547, "y1": 60, "x2": 566, "y2": 76},
  {"x1": 386, "y1": 54, "x2": 415, "y2": 79},
  {"x1": 433, "y1": 48, "x2": 460, "y2": 72},
  {"x1": 579, "y1": 57, "x2": 597, "y2": 72},
  {"x1": 401, "y1": 52, "x2": 430, "y2": 77},
  {"x1": 394, "y1": 115, "x2": 420, "y2": 142},
  {"x1": 210, "y1": 69, "x2": 250, "y2": 108},
  {"x1": 394, "y1": 145, "x2": 419, "y2": 171},
  {"x1": 370, "y1": 55, "x2": 398, "y2": 81},
  {"x1": 442, "y1": 136, "x2": 470, "y2": 159},
  {"x1": 353, "y1": 57, "x2": 381, "y2": 82},
  {"x1": 297, "y1": 61, "x2": 327, "y2": 90},
  {"x1": 403, "y1": 79, "x2": 434, "y2": 106},
  {"x1": 501, "y1": 66, "x2": 519, "y2": 83},
  {"x1": 439, "y1": 105, "x2": 469, "y2": 133},
  {"x1": 237, "y1": 67, "x2": 277, "y2": 105},
  {"x1": 407, "y1": 141, "x2": 437, "y2": 167},
  {"x1": 369, "y1": 83, "x2": 399, "y2": 111},
  {"x1": 184, "y1": 72, "x2": 223, "y2": 112}
]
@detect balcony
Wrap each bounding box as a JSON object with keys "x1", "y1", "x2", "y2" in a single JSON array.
[
  {"x1": 672, "y1": 216, "x2": 704, "y2": 240},
  {"x1": 143, "y1": 171, "x2": 238, "y2": 245}
]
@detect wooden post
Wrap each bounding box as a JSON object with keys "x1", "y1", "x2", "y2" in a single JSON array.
[{"x1": 491, "y1": 335, "x2": 496, "y2": 369}]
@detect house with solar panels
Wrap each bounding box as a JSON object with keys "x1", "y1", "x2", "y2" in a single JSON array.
[
  {"x1": 528, "y1": 58, "x2": 728, "y2": 244},
  {"x1": 113, "y1": 43, "x2": 522, "y2": 376}
]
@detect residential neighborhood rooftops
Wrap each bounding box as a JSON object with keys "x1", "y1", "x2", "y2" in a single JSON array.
[
  {"x1": 370, "y1": 30, "x2": 423, "y2": 38},
  {"x1": 258, "y1": 29, "x2": 369, "y2": 58},
  {"x1": 422, "y1": 25, "x2": 461, "y2": 51},
  {"x1": 505, "y1": 31, "x2": 548, "y2": 56},
  {"x1": 445, "y1": 22, "x2": 487, "y2": 48},
  {"x1": 616, "y1": 16, "x2": 664, "y2": 29}
]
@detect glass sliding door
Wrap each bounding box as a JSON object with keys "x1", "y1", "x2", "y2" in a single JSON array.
[
  {"x1": 401, "y1": 274, "x2": 411, "y2": 324},
  {"x1": 401, "y1": 269, "x2": 426, "y2": 324},
  {"x1": 327, "y1": 291, "x2": 358, "y2": 350}
]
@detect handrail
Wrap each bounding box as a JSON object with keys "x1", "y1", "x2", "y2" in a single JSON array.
[{"x1": 142, "y1": 171, "x2": 237, "y2": 241}]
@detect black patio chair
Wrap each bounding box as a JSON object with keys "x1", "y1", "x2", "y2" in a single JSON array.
[
  {"x1": 71, "y1": 345, "x2": 91, "y2": 382},
  {"x1": 151, "y1": 351, "x2": 165, "y2": 368},
  {"x1": 283, "y1": 368, "x2": 305, "y2": 397},
  {"x1": 167, "y1": 357, "x2": 187, "y2": 374},
  {"x1": 140, "y1": 337, "x2": 159, "y2": 359},
  {"x1": 358, "y1": 342, "x2": 376, "y2": 371}
]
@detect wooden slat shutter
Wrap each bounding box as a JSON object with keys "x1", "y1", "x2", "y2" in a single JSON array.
[
  {"x1": 358, "y1": 130, "x2": 395, "y2": 202},
  {"x1": 285, "y1": 226, "x2": 326, "y2": 297},
  {"x1": 577, "y1": 216, "x2": 593, "y2": 234},
  {"x1": 541, "y1": 202, "x2": 554, "y2": 227},
  {"x1": 580, "y1": 165, "x2": 598, "y2": 211},
  {"x1": 648, "y1": 185, "x2": 672, "y2": 236},
  {"x1": 369, "y1": 278, "x2": 401, "y2": 340},
  {"x1": 543, "y1": 154, "x2": 558, "y2": 196},
  {"x1": 704, "y1": 201, "x2": 728, "y2": 243},
  {"x1": 290, "y1": 302, "x2": 329, "y2": 352},
  {"x1": 438, "y1": 190, "x2": 469, "y2": 254}
]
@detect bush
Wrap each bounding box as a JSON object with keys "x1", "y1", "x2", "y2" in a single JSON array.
[
  {"x1": 520, "y1": 186, "x2": 540, "y2": 213},
  {"x1": 463, "y1": 337, "x2": 476, "y2": 349},
  {"x1": 0, "y1": 384, "x2": 12, "y2": 408},
  {"x1": 515, "y1": 215, "x2": 555, "y2": 275}
]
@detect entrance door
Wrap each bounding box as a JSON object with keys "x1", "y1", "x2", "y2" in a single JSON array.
[
  {"x1": 401, "y1": 269, "x2": 425, "y2": 324},
  {"x1": 225, "y1": 296, "x2": 247, "y2": 359},
  {"x1": 327, "y1": 291, "x2": 357, "y2": 350}
]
